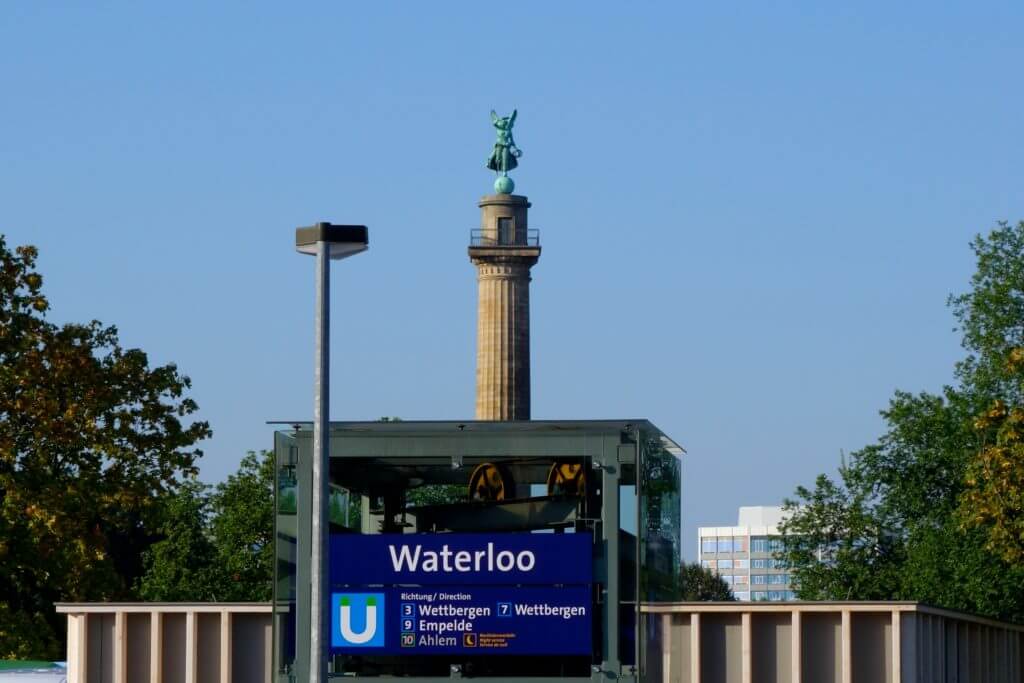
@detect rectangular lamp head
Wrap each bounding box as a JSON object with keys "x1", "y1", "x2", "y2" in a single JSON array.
[{"x1": 295, "y1": 223, "x2": 369, "y2": 260}]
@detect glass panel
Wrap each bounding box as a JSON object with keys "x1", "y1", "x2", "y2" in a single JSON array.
[
  {"x1": 701, "y1": 539, "x2": 717, "y2": 554},
  {"x1": 751, "y1": 537, "x2": 769, "y2": 553},
  {"x1": 734, "y1": 591, "x2": 750, "y2": 601},
  {"x1": 751, "y1": 574, "x2": 767, "y2": 585},
  {"x1": 732, "y1": 536, "x2": 747, "y2": 552},
  {"x1": 273, "y1": 430, "x2": 299, "y2": 681},
  {"x1": 638, "y1": 432, "x2": 681, "y2": 601},
  {"x1": 717, "y1": 539, "x2": 733, "y2": 553},
  {"x1": 717, "y1": 559, "x2": 733, "y2": 570},
  {"x1": 735, "y1": 559, "x2": 749, "y2": 569}
]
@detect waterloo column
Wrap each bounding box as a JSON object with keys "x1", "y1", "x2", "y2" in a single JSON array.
[
  {"x1": 470, "y1": 194, "x2": 540, "y2": 419},
  {"x1": 471, "y1": 109, "x2": 540, "y2": 420}
]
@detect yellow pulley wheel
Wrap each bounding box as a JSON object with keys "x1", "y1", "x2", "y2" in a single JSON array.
[
  {"x1": 468, "y1": 462, "x2": 516, "y2": 501},
  {"x1": 547, "y1": 462, "x2": 587, "y2": 498}
]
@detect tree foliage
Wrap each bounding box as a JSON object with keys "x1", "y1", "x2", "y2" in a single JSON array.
[
  {"x1": 780, "y1": 221, "x2": 1024, "y2": 623},
  {"x1": 135, "y1": 481, "x2": 218, "y2": 602},
  {"x1": 137, "y1": 451, "x2": 276, "y2": 602},
  {"x1": 679, "y1": 563, "x2": 734, "y2": 601},
  {"x1": 0, "y1": 236, "x2": 210, "y2": 658},
  {"x1": 956, "y1": 223, "x2": 1024, "y2": 564}
]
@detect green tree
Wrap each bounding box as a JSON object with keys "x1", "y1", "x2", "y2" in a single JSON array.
[
  {"x1": 138, "y1": 451, "x2": 277, "y2": 602},
  {"x1": 0, "y1": 237, "x2": 210, "y2": 659},
  {"x1": 679, "y1": 563, "x2": 734, "y2": 601},
  {"x1": 955, "y1": 225, "x2": 1024, "y2": 567},
  {"x1": 780, "y1": 221, "x2": 1024, "y2": 624},
  {"x1": 136, "y1": 481, "x2": 218, "y2": 601},
  {"x1": 208, "y1": 451, "x2": 275, "y2": 601}
]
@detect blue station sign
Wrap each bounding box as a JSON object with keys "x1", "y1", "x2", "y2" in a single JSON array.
[
  {"x1": 329, "y1": 532, "x2": 594, "y2": 657},
  {"x1": 330, "y1": 586, "x2": 592, "y2": 655},
  {"x1": 330, "y1": 532, "x2": 593, "y2": 586}
]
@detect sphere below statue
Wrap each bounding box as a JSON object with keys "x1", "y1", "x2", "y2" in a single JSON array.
[{"x1": 494, "y1": 176, "x2": 515, "y2": 194}]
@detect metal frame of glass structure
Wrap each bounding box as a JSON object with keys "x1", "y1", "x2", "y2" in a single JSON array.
[{"x1": 272, "y1": 420, "x2": 682, "y2": 683}]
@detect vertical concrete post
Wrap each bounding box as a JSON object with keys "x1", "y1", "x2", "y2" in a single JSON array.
[
  {"x1": 690, "y1": 612, "x2": 701, "y2": 683},
  {"x1": 150, "y1": 611, "x2": 163, "y2": 683},
  {"x1": 469, "y1": 194, "x2": 540, "y2": 420},
  {"x1": 741, "y1": 612, "x2": 752, "y2": 683},
  {"x1": 66, "y1": 613, "x2": 87, "y2": 683},
  {"x1": 660, "y1": 613, "x2": 672, "y2": 683},
  {"x1": 114, "y1": 610, "x2": 127, "y2": 683},
  {"x1": 841, "y1": 609, "x2": 852, "y2": 683},
  {"x1": 220, "y1": 610, "x2": 233, "y2": 683},
  {"x1": 891, "y1": 609, "x2": 901, "y2": 683},
  {"x1": 186, "y1": 611, "x2": 198, "y2": 683},
  {"x1": 791, "y1": 609, "x2": 802, "y2": 683}
]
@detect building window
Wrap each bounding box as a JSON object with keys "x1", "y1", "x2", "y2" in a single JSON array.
[
  {"x1": 701, "y1": 560, "x2": 714, "y2": 569},
  {"x1": 701, "y1": 539, "x2": 716, "y2": 554},
  {"x1": 752, "y1": 591, "x2": 768, "y2": 601},
  {"x1": 751, "y1": 537, "x2": 769, "y2": 553},
  {"x1": 721, "y1": 575, "x2": 735, "y2": 585},
  {"x1": 717, "y1": 538, "x2": 733, "y2": 553},
  {"x1": 751, "y1": 574, "x2": 767, "y2": 585},
  {"x1": 768, "y1": 539, "x2": 785, "y2": 554},
  {"x1": 768, "y1": 591, "x2": 786, "y2": 601},
  {"x1": 734, "y1": 559, "x2": 749, "y2": 569},
  {"x1": 718, "y1": 559, "x2": 733, "y2": 570},
  {"x1": 733, "y1": 574, "x2": 748, "y2": 585},
  {"x1": 786, "y1": 591, "x2": 797, "y2": 600},
  {"x1": 732, "y1": 536, "x2": 747, "y2": 552},
  {"x1": 768, "y1": 574, "x2": 787, "y2": 585},
  {"x1": 734, "y1": 591, "x2": 750, "y2": 601}
]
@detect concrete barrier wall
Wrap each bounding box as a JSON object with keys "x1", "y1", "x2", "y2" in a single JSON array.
[
  {"x1": 642, "y1": 602, "x2": 1024, "y2": 683},
  {"x1": 58, "y1": 601, "x2": 1022, "y2": 682},
  {"x1": 56, "y1": 603, "x2": 271, "y2": 683}
]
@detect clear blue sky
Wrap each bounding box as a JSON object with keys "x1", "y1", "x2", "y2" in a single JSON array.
[{"x1": 2, "y1": 2, "x2": 1021, "y2": 558}]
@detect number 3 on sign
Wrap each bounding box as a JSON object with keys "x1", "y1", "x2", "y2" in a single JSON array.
[{"x1": 497, "y1": 602, "x2": 513, "y2": 617}]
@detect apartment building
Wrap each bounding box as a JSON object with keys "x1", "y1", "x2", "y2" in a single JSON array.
[{"x1": 697, "y1": 505, "x2": 794, "y2": 601}]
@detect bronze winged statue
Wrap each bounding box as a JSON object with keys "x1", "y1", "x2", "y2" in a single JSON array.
[{"x1": 486, "y1": 109, "x2": 522, "y2": 176}]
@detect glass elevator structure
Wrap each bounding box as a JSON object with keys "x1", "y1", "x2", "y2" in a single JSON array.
[{"x1": 273, "y1": 420, "x2": 682, "y2": 683}]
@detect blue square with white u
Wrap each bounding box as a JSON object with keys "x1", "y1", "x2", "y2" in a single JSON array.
[{"x1": 332, "y1": 593, "x2": 386, "y2": 648}]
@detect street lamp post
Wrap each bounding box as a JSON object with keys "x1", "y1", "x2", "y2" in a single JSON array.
[{"x1": 295, "y1": 222, "x2": 369, "y2": 683}]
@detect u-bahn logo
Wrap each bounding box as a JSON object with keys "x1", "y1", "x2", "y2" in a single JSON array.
[{"x1": 332, "y1": 593, "x2": 385, "y2": 648}]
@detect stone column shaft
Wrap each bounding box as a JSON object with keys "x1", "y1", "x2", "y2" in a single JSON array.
[{"x1": 468, "y1": 194, "x2": 540, "y2": 420}]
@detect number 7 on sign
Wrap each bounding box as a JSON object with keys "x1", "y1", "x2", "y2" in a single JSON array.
[{"x1": 497, "y1": 602, "x2": 513, "y2": 617}]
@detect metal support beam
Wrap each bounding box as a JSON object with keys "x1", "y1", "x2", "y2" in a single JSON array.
[{"x1": 601, "y1": 447, "x2": 620, "y2": 674}]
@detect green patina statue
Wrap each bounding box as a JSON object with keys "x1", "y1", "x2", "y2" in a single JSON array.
[{"x1": 487, "y1": 109, "x2": 522, "y2": 193}]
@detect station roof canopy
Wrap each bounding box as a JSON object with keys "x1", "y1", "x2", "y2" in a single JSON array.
[{"x1": 268, "y1": 419, "x2": 684, "y2": 457}]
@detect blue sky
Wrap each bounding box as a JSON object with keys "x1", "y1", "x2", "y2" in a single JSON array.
[{"x1": 2, "y1": 2, "x2": 1021, "y2": 558}]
